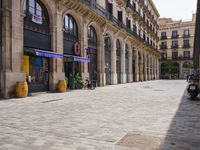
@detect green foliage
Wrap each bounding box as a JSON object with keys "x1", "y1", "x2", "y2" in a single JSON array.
[
  {"x1": 162, "y1": 60, "x2": 179, "y2": 74},
  {"x1": 73, "y1": 73, "x2": 84, "y2": 88}
]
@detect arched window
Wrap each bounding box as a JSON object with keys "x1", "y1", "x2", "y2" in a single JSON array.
[
  {"x1": 116, "y1": 39, "x2": 121, "y2": 57},
  {"x1": 88, "y1": 26, "x2": 97, "y2": 46},
  {"x1": 64, "y1": 14, "x2": 78, "y2": 38},
  {"x1": 105, "y1": 37, "x2": 111, "y2": 49},
  {"x1": 125, "y1": 44, "x2": 129, "y2": 58},
  {"x1": 23, "y1": 0, "x2": 49, "y2": 34}
]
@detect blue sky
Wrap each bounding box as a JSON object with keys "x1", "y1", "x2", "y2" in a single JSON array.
[{"x1": 152, "y1": 0, "x2": 197, "y2": 20}]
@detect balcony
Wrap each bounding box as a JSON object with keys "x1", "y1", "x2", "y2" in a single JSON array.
[
  {"x1": 183, "y1": 34, "x2": 190, "y2": 38},
  {"x1": 160, "y1": 36, "x2": 167, "y2": 40},
  {"x1": 160, "y1": 45, "x2": 168, "y2": 50},
  {"x1": 172, "y1": 57, "x2": 178, "y2": 60},
  {"x1": 171, "y1": 45, "x2": 179, "y2": 49},
  {"x1": 171, "y1": 35, "x2": 179, "y2": 39},
  {"x1": 182, "y1": 44, "x2": 191, "y2": 48},
  {"x1": 79, "y1": 0, "x2": 157, "y2": 51},
  {"x1": 161, "y1": 57, "x2": 167, "y2": 61}
]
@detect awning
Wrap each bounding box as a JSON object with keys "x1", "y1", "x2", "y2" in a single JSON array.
[
  {"x1": 25, "y1": 48, "x2": 63, "y2": 59},
  {"x1": 35, "y1": 49, "x2": 63, "y2": 58},
  {"x1": 64, "y1": 55, "x2": 90, "y2": 63}
]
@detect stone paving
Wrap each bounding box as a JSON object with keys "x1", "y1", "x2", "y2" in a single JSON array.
[{"x1": 0, "y1": 80, "x2": 200, "y2": 150}]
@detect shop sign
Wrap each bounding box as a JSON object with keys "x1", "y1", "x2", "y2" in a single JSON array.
[
  {"x1": 32, "y1": 14, "x2": 43, "y2": 25},
  {"x1": 23, "y1": 55, "x2": 29, "y2": 78},
  {"x1": 74, "y1": 42, "x2": 81, "y2": 56}
]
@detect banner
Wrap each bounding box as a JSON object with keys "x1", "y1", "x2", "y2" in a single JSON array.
[
  {"x1": 32, "y1": 14, "x2": 43, "y2": 24},
  {"x1": 23, "y1": 55, "x2": 29, "y2": 78}
]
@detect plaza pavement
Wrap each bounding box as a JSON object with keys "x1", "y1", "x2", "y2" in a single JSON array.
[{"x1": 0, "y1": 80, "x2": 200, "y2": 150}]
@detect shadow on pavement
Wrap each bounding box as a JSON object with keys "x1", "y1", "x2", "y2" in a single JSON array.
[{"x1": 160, "y1": 88, "x2": 200, "y2": 150}]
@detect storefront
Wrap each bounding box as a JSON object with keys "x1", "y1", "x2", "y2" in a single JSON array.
[
  {"x1": 23, "y1": 0, "x2": 62, "y2": 92},
  {"x1": 105, "y1": 37, "x2": 111, "y2": 85},
  {"x1": 63, "y1": 14, "x2": 89, "y2": 88},
  {"x1": 88, "y1": 25, "x2": 97, "y2": 82},
  {"x1": 116, "y1": 39, "x2": 121, "y2": 84},
  {"x1": 125, "y1": 44, "x2": 129, "y2": 83}
]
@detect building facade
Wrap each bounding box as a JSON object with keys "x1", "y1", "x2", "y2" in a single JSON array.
[
  {"x1": 158, "y1": 15, "x2": 195, "y2": 79},
  {"x1": 0, "y1": 0, "x2": 160, "y2": 98},
  {"x1": 194, "y1": 0, "x2": 200, "y2": 73}
]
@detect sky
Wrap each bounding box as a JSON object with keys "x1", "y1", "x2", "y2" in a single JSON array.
[{"x1": 152, "y1": 0, "x2": 197, "y2": 20}]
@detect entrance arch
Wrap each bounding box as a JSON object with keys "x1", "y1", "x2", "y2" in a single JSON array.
[
  {"x1": 88, "y1": 25, "x2": 97, "y2": 81},
  {"x1": 116, "y1": 39, "x2": 121, "y2": 84},
  {"x1": 125, "y1": 44, "x2": 129, "y2": 83},
  {"x1": 105, "y1": 36, "x2": 111, "y2": 85},
  {"x1": 63, "y1": 14, "x2": 80, "y2": 89},
  {"x1": 23, "y1": 0, "x2": 51, "y2": 92}
]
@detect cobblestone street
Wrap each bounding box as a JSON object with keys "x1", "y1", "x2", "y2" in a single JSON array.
[{"x1": 1, "y1": 80, "x2": 200, "y2": 150}]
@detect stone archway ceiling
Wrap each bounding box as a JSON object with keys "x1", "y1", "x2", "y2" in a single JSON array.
[{"x1": 60, "y1": 0, "x2": 160, "y2": 57}]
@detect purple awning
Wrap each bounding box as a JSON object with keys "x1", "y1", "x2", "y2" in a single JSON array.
[
  {"x1": 73, "y1": 56, "x2": 90, "y2": 63},
  {"x1": 34, "y1": 49, "x2": 63, "y2": 59}
]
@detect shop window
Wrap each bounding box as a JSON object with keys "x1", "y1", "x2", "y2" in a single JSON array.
[
  {"x1": 116, "y1": 39, "x2": 121, "y2": 57},
  {"x1": 88, "y1": 25, "x2": 97, "y2": 46},
  {"x1": 64, "y1": 14, "x2": 78, "y2": 38}
]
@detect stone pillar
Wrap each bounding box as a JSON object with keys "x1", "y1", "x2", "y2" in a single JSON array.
[
  {"x1": 139, "y1": 51, "x2": 144, "y2": 81},
  {"x1": 179, "y1": 61, "x2": 183, "y2": 79},
  {"x1": 49, "y1": 10, "x2": 65, "y2": 91},
  {"x1": 152, "y1": 56, "x2": 155, "y2": 80},
  {"x1": 157, "y1": 58, "x2": 160, "y2": 79},
  {"x1": 149, "y1": 55, "x2": 152, "y2": 80},
  {"x1": 147, "y1": 54, "x2": 150, "y2": 80},
  {"x1": 135, "y1": 49, "x2": 139, "y2": 82},
  {"x1": 128, "y1": 49, "x2": 133, "y2": 82},
  {"x1": 111, "y1": 38, "x2": 117, "y2": 84},
  {"x1": 121, "y1": 43, "x2": 126, "y2": 83},
  {"x1": 99, "y1": 30, "x2": 105, "y2": 86},
  {"x1": 144, "y1": 52, "x2": 147, "y2": 81},
  {"x1": 2, "y1": 0, "x2": 25, "y2": 98},
  {"x1": 82, "y1": 20, "x2": 89, "y2": 81}
]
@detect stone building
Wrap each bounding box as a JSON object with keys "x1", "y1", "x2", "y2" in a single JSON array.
[
  {"x1": 158, "y1": 15, "x2": 195, "y2": 79},
  {"x1": 0, "y1": 0, "x2": 160, "y2": 98},
  {"x1": 194, "y1": 0, "x2": 200, "y2": 73}
]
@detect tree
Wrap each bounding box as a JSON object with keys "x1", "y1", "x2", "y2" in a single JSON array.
[{"x1": 162, "y1": 60, "x2": 179, "y2": 79}]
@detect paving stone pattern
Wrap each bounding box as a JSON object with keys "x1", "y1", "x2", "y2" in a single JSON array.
[{"x1": 0, "y1": 80, "x2": 200, "y2": 150}]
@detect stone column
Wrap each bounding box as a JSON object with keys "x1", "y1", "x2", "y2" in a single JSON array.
[
  {"x1": 49, "y1": 10, "x2": 65, "y2": 91},
  {"x1": 152, "y1": 56, "x2": 155, "y2": 80},
  {"x1": 157, "y1": 58, "x2": 160, "y2": 79},
  {"x1": 179, "y1": 61, "x2": 183, "y2": 79},
  {"x1": 128, "y1": 49, "x2": 133, "y2": 82},
  {"x1": 99, "y1": 30, "x2": 105, "y2": 86},
  {"x1": 149, "y1": 55, "x2": 152, "y2": 80},
  {"x1": 121, "y1": 43, "x2": 126, "y2": 83},
  {"x1": 2, "y1": 0, "x2": 25, "y2": 98},
  {"x1": 82, "y1": 20, "x2": 89, "y2": 81},
  {"x1": 135, "y1": 49, "x2": 139, "y2": 82},
  {"x1": 139, "y1": 51, "x2": 144, "y2": 81},
  {"x1": 111, "y1": 38, "x2": 117, "y2": 84},
  {"x1": 147, "y1": 54, "x2": 150, "y2": 80},
  {"x1": 144, "y1": 52, "x2": 147, "y2": 81}
]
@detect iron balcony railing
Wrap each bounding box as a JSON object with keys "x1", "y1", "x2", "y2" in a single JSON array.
[
  {"x1": 183, "y1": 34, "x2": 190, "y2": 38},
  {"x1": 183, "y1": 44, "x2": 191, "y2": 48},
  {"x1": 160, "y1": 45, "x2": 168, "y2": 50},
  {"x1": 80, "y1": 0, "x2": 156, "y2": 50},
  {"x1": 171, "y1": 45, "x2": 179, "y2": 49},
  {"x1": 160, "y1": 36, "x2": 167, "y2": 40}
]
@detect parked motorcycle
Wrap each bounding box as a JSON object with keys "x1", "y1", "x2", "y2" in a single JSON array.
[{"x1": 187, "y1": 74, "x2": 199, "y2": 99}]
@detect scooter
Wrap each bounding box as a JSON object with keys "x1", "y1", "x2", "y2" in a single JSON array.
[{"x1": 187, "y1": 75, "x2": 199, "y2": 99}]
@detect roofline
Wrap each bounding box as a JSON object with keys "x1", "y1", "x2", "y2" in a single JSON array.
[{"x1": 148, "y1": 0, "x2": 160, "y2": 17}]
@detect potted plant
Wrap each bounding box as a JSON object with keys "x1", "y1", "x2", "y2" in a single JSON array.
[{"x1": 73, "y1": 73, "x2": 84, "y2": 89}]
